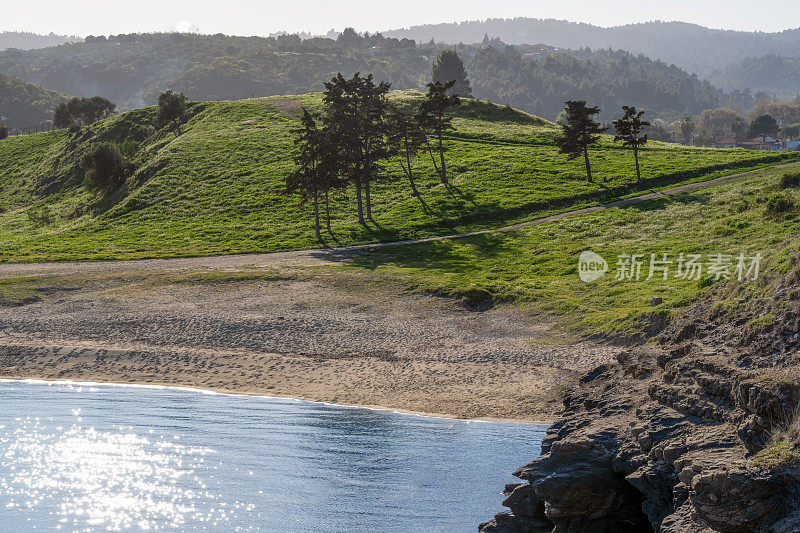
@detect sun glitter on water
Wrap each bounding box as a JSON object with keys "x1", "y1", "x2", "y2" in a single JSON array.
[{"x1": 0, "y1": 416, "x2": 255, "y2": 532}]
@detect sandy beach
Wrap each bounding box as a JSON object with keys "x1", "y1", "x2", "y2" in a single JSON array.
[{"x1": 0, "y1": 253, "x2": 620, "y2": 422}]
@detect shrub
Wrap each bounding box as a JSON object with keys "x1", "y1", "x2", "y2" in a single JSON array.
[
  {"x1": 765, "y1": 192, "x2": 796, "y2": 217},
  {"x1": 779, "y1": 172, "x2": 800, "y2": 189},
  {"x1": 117, "y1": 140, "x2": 140, "y2": 159},
  {"x1": 82, "y1": 143, "x2": 131, "y2": 190},
  {"x1": 54, "y1": 96, "x2": 116, "y2": 128}
]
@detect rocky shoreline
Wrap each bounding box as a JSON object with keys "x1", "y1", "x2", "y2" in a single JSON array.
[{"x1": 481, "y1": 266, "x2": 800, "y2": 532}]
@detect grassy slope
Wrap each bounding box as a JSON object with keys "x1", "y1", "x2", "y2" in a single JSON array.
[
  {"x1": 332, "y1": 162, "x2": 800, "y2": 336},
  {"x1": 0, "y1": 90, "x2": 796, "y2": 262}
]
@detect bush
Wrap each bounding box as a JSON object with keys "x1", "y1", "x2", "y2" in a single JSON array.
[
  {"x1": 779, "y1": 172, "x2": 800, "y2": 189},
  {"x1": 82, "y1": 143, "x2": 131, "y2": 190},
  {"x1": 0, "y1": 123, "x2": 7, "y2": 140},
  {"x1": 765, "y1": 192, "x2": 796, "y2": 217},
  {"x1": 117, "y1": 140, "x2": 140, "y2": 159}
]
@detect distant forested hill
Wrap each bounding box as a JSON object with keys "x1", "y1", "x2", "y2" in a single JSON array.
[
  {"x1": 0, "y1": 32, "x2": 755, "y2": 122},
  {"x1": 708, "y1": 55, "x2": 800, "y2": 100},
  {"x1": 0, "y1": 72, "x2": 69, "y2": 130},
  {"x1": 0, "y1": 32, "x2": 78, "y2": 51},
  {"x1": 382, "y1": 19, "x2": 800, "y2": 76}
]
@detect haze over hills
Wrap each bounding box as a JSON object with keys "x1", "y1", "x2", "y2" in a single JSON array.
[
  {"x1": 0, "y1": 31, "x2": 78, "y2": 51},
  {"x1": 708, "y1": 54, "x2": 800, "y2": 100},
  {"x1": 382, "y1": 19, "x2": 800, "y2": 76},
  {"x1": 0, "y1": 32, "x2": 762, "y2": 122},
  {"x1": 0, "y1": 72, "x2": 69, "y2": 130}
]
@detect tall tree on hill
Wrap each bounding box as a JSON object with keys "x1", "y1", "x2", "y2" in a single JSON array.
[
  {"x1": 612, "y1": 105, "x2": 650, "y2": 182},
  {"x1": 419, "y1": 80, "x2": 460, "y2": 185},
  {"x1": 387, "y1": 106, "x2": 427, "y2": 196},
  {"x1": 287, "y1": 108, "x2": 337, "y2": 239},
  {"x1": 157, "y1": 90, "x2": 187, "y2": 135},
  {"x1": 555, "y1": 100, "x2": 607, "y2": 183},
  {"x1": 431, "y1": 50, "x2": 472, "y2": 98},
  {"x1": 323, "y1": 72, "x2": 390, "y2": 223},
  {"x1": 747, "y1": 114, "x2": 780, "y2": 140}
]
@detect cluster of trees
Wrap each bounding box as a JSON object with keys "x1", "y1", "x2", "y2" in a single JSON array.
[
  {"x1": 0, "y1": 71, "x2": 68, "y2": 131},
  {"x1": 682, "y1": 98, "x2": 800, "y2": 145},
  {"x1": 54, "y1": 97, "x2": 116, "y2": 128},
  {"x1": 556, "y1": 101, "x2": 649, "y2": 183},
  {"x1": 287, "y1": 73, "x2": 461, "y2": 238}
]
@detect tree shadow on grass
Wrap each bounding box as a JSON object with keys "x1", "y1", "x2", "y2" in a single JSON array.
[{"x1": 309, "y1": 231, "x2": 510, "y2": 272}]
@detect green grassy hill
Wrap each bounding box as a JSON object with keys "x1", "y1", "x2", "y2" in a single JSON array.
[
  {"x1": 337, "y1": 162, "x2": 800, "y2": 335},
  {"x1": 0, "y1": 90, "x2": 796, "y2": 262}
]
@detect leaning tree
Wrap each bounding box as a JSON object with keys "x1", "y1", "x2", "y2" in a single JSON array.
[
  {"x1": 387, "y1": 105, "x2": 427, "y2": 197},
  {"x1": 419, "y1": 80, "x2": 460, "y2": 185}
]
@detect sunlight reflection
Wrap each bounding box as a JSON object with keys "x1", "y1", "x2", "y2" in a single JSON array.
[{"x1": 0, "y1": 417, "x2": 255, "y2": 531}]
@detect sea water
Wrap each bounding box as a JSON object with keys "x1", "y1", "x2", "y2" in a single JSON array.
[{"x1": 0, "y1": 380, "x2": 546, "y2": 532}]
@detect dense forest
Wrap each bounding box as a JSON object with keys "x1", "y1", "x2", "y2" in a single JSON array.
[
  {"x1": 708, "y1": 55, "x2": 800, "y2": 100},
  {"x1": 383, "y1": 19, "x2": 800, "y2": 76},
  {"x1": 0, "y1": 72, "x2": 69, "y2": 130},
  {"x1": 0, "y1": 32, "x2": 764, "y2": 124}
]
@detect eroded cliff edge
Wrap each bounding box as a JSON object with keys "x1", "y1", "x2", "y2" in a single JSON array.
[{"x1": 481, "y1": 266, "x2": 800, "y2": 532}]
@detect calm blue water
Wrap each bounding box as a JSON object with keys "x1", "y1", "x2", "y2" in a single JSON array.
[{"x1": 0, "y1": 380, "x2": 546, "y2": 532}]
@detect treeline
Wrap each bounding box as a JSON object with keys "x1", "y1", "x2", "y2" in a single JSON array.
[
  {"x1": 0, "y1": 31, "x2": 761, "y2": 121},
  {"x1": 286, "y1": 74, "x2": 461, "y2": 238},
  {"x1": 382, "y1": 18, "x2": 800, "y2": 77},
  {"x1": 0, "y1": 31, "x2": 76, "y2": 51},
  {"x1": 664, "y1": 98, "x2": 800, "y2": 146}
]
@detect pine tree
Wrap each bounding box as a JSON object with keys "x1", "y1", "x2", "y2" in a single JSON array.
[
  {"x1": 322, "y1": 72, "x2": 390, "y2": 223},
  {"x1": 612, "y1": 106, "x2": 650, "y2": 182},
  {"x1": 419, "y1": 81, "x2": 460, "y2": 185},
  {"x1": 286, "y1": 109, "x2": 337, "y2": 239},
  {"x1": 555, "y1": 101, "x2": 607, "y2": 183},
  {"x1": 431, "y1": 50, "x2": 472, "y2": 98}
]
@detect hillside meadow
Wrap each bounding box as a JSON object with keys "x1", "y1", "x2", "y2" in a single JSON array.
[
  {"x1": 0, "y1": 90, "x2": 796, "y2": 262},
  {"x1": 329, "y1": 162, "x2": 800, "y2": 336}
]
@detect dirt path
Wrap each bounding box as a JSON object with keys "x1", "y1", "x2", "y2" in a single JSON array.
[{"x1": 0, "y1": 162, "x2": 785, "y2": 277}]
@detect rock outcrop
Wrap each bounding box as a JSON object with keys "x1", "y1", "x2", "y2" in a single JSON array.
[{"x1": 481, "y1": 269, "x2": 800, "y2": 532}]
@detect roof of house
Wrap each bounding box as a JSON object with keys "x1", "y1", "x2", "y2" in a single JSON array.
[{"x1": 713, "y1": 135, "x2": 737, "y2": 145}]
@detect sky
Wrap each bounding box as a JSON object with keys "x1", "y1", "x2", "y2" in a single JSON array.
[{"x1": 3, "y1": 0, "x2": 799, "y2": 37}]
